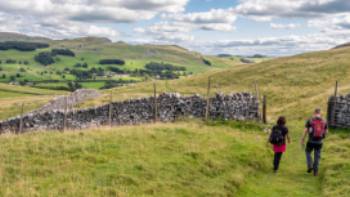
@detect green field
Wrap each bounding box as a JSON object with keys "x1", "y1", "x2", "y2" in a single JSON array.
[
  {"x1": 0, "y1": 34, "x2": 246, "y2": 90},
  {"x1": 0, "y1": 83, "x2": 66, "y2": 120}
]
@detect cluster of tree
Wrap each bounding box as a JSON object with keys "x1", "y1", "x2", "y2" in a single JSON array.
[
  {"x1": 51, "y1": 49, "x2": 75, "y2": 57},
  {"x1": 35, "y1": 52, "x2": 55, "y2": 66},
  {"x1": 35, "y1": 49, "x2": 76, "y2": 65},
  {"x1": 69, "y1": 67, "x2": 105, "y2": 80},
  {"x1": 67, "y1": 81, "x2": 82, "y2": 91},
  {"x1": 108, "y1": 66, "x2": 125, "y2": 74},
  {"x1": 99, "y1": 59, "x2": 125, "y2": 65},
  {"x1": 105, "y1": 62, "x2": 187, "y2": 80},
  {"x1": 74, "y1": 62, "x2": 88, "y2": 68},
  {"x1": 100, "y1": 79, "x2": 136, "y2": 89},
  {"x1": 0, "y1": 41, "x2": 49, "y2": 51},
  {"x1": 202, "y1": 58, "x2": 212, "y2": 66},
  {"x1": 0, "y1": 59, "x2": 28, "y2": 64},
  {"x1": 240, "y1": 58, "x2": 254, "y2": 64},
  {"x1": 142, "y1": 62, "x2": 186, "y2": 79}
]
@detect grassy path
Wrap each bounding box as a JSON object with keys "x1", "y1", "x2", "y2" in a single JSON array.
[{"x1": 237, "y1": 122, "x2": 322, "y2": 196}]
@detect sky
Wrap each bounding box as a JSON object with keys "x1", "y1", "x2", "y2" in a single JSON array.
[{"x1": 0, "y1": 0, "x2": 350, "y2": 56}]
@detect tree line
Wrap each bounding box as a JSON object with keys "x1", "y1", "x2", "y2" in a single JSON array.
[{"x1": 0, "y1": 41, "x2": 49, "y2": 51}]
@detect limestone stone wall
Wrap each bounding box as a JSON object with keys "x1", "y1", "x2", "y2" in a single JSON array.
[
  {"x1": 327, "y1": 95, "x2": 350, "y2": 128},
  {"x1": 0, "y1": 93, "x2": 259, "y2": 133}
]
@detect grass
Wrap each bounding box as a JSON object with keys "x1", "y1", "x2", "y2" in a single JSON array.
[
  {"x1": 0, "y1": 121, "x2": 271, "y2": 196},
  {"x1": 0, "y1": 83, "x2": 66, "y2": 120},
  {"x1": 322, "y1": 129, "x2": 350, "y2": 196}
]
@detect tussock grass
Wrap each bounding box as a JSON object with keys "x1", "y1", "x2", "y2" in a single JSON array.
[
  {"x1": 322, "y1": 129, "x2": 350, "y2": 196},
  {"x1": 0, "y1": 122, "x2": 270, "y2": 196}
]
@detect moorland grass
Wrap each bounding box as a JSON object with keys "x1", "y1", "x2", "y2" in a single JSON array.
[{"x1": 0, "y1": 122, "x2": 270, "y2": 196}]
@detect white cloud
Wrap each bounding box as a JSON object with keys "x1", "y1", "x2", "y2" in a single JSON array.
[
  {"x1": 235, "y1": 0, "x2": 350, "y2": 20},
  {"x1": 270, "y1": 23, "x2": 300, "y2": 29},
  {"x1": 204, "y1": 31, "x2": 349, "y2": 56},
  {"x1": 0, "y1": 0, "x2": 189, "y2": 40},
  {"x1": 134, "y1": 22, "x2": 193, "y2": 43},
  {"x1": 163, "y1": 8, "x2": 237, "y2": 32},
  {"x1": 0, "y1": 0, "x2": 189, "y2": 23}
]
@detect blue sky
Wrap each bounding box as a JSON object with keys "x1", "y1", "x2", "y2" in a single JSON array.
[{"x1": 0, "y1": 0, "x2": 350, "y2": 56}]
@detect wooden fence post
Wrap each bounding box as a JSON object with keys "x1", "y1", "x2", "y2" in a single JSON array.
[
  {"x1": 153, "y1": 83, "x2": 158, "y2": 122},
  {"x1": 254, "y1": 81, "x2": 261, "y2": 121},
  {"x1": 262, "y1": 95, "x2": 267, "y2": 124},
  {"x1": 334, "y1": 80, "x2": 338, "y2": 97},
  {"x1": 254, "y1": 81, "x2": 259, "y2": 101},
  {"x1": 63, "y1": 96, "x2": 68, "y2": 132},
  {"x1": 109, "y1": 90, "x2": 113, "y2": 127},
  {"x1": 19, "y1": 103, "x2": 24, "y2": 133},
  {"x1": 332, "y1": 81, "x2": 339, "y2": 126},
  {"x1": 205, "y1": 77, "x2": 212, "y2": 121}
]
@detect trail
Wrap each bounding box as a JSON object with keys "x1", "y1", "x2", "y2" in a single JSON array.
[{"x1": 237, "y1": 122, "x2": 322, "y2": 197}]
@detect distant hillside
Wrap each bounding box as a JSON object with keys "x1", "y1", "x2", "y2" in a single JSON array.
[
  {"x1": 333, "y1": 42, "x2": 350, "y2": 49},
  {"x1": 0, "y1": 32, "x2": 51, "y2": 42},
  {"x1": 0, "y1": 32, "x2": 241, "y2": 90}
]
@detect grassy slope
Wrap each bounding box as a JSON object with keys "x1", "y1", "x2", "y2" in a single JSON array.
[
  {"x1": 75, "y1": 46, "x2": 350, "y2": 196},
  {"x1": 0, "y1": 122, "x2": 271, "y2": 196},
  {"x1": 0, "y1": 83, "x2": 66, "y2": 120}
]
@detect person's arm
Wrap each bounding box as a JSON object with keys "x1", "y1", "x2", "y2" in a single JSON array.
[
  {"x1": 287, "y1": 133, "x2": 291, "y2": 144},
  {"x1": 301, "y1": 128, "x2": 308, "y2": 145},
  {"x1": 324, "y1": 122, "x2": 329, "y2": 138}
]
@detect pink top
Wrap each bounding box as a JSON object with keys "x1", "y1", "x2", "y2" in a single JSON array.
[{"x1": 273, "y1": 144, "x2": 286, "y2": 153}]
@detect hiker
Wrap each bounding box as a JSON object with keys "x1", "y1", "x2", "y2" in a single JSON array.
[
  {"x1": 301, "y1": 108, "x2": 328, "y2": 176},
  {"x1": 269, "y1": 116, "x2": 291, "y2": 173}
]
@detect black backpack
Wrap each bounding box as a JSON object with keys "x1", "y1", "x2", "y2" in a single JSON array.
[{"x1": 269, "y1": 126, "x2": 284, "y2": 145}]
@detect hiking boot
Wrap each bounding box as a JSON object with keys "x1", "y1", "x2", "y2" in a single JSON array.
[{"x1": 307, "y1": 168, "x2": 313, "y2": 173}]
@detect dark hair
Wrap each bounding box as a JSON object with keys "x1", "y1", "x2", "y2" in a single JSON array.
[
  {"x1": 277, "y1": 116, "x2": 286, "y2": 126},
  {"x1": 314, "y1": 108, "x2": 321, "y2": 114}
]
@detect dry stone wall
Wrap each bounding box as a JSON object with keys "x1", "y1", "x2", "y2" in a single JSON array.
[
  {"x1": 327, "y1": 94, "x2": 350, "y2": 128},
  {"x1": 0, "y1": 92, "x2": 259, "y2": 134}
]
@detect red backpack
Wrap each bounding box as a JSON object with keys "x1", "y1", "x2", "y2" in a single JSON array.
[{"x1": 311, "y1": 118, "x2": 326, "y2": 139}]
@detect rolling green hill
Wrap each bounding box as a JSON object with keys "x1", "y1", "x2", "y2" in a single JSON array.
[
  {"x1": 0, "y1": 32, "x2": 242, "y2": 90},
  {"x1": 0, "y1": 38, "x2": 350, "y2": 196}
]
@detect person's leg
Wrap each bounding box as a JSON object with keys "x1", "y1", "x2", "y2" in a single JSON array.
[
  {"x1": 313, "y1": 143, "x2": 323, "y2": 176},
  {"x1": 305, "y1": 142, "x2": 314, "y2": 172},
  {"x1": 274, "y1": 152, "x2": 283, "y2": 171}
]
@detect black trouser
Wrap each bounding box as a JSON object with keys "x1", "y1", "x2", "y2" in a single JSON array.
[
  {"x1": 305, "y1": 142, "x2": 323, "y2": 173},
  {"x1": 273, "y1": 152, "x2": 283, "y2": 171}
]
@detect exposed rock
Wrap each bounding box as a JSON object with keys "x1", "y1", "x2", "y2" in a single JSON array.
[{"x1": 35, "y1": 89, "x2": 101, "y2": 113}]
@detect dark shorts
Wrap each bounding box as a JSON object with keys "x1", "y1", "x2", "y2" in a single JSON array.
[{"x1": 306, "y1": 142, "x2": 323, "y2": 152}]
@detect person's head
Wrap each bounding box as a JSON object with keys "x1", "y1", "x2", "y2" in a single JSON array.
[
  {"x1": 277, "y1": 116, "x2": 286, "y2": 126},
  {"x1": 314, "y1": 108, "x2": 321, "y2": 117}
]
